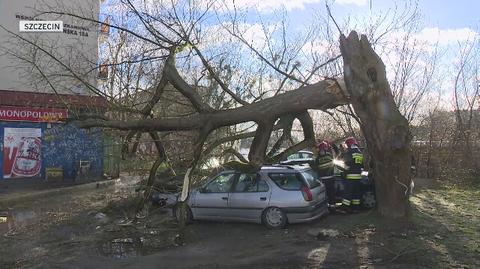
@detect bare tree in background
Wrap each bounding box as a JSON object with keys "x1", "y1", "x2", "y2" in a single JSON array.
[{"x1": 453, "y1": 36, "x2": 480, "y2": 171}]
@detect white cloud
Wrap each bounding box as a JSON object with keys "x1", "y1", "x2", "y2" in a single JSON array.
[
  {"x1": 201, "y1": 23, "x2": 269, "y2": 49},
  {"x1": 335, "y1": 0, "x2": 368, "y2": 6},
  {"x1": 221, "y1": 0, "x2": 321, "y2": 12},
  {"x1": 302, "y1": 39, "x2": 332, "y2": 54},
  {"x1": 241, "y1": 23, "x2": 270, "y2": 47},
  {"x1": 217, "y1": 0, "x2": 367, "y2": 13},
  {"x1": 416, "y1": 27, "x2": 478, "y2": 45}
]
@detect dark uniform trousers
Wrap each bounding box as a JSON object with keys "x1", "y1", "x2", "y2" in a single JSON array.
[{"x1": 342, "y1": 151, "x2": 363, "y2": 207}]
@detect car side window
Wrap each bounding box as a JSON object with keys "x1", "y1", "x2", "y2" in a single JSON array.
[
  {"x1": 204, "y1": 173, "x2": 236, "y2": 193},
  {"x1": 257, "y1": 179, "x2": 269, "y2": 192},
  {"x1": 234, "y1": 173, "x2": 269, "y2": 192},
  {"x1": 269, "y1": 173, "x2": 304, "y2": 190}
]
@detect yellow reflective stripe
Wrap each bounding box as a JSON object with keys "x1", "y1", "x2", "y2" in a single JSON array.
[
  {"x1": 318, "y1": 162, "x2": 333, "y2": 168},
  {"x1": 346, "y1": 174, "x2": 362, "y2": 180},
  {"x1": 352, "y1": 153, "x2": 364, "y2": 164},
  {"x1": 352, "y1": 199, "x2": 360, "y2": 205}
]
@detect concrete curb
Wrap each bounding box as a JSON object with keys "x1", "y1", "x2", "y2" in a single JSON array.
[{"x1": 0, "y1": 178, "x2": 118, "y2": 204}]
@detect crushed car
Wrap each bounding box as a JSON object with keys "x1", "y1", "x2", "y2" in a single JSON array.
[{"x1": 158, "y1": 164, "x2": 328, "y2": 229}]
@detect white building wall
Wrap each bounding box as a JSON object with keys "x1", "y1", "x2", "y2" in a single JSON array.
[{"x1": 0, "y1": 0, "x2": 99, "y2": 95}]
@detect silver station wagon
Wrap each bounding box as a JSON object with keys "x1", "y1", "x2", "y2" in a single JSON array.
[{"x1": 173, "y1": 164, "x2": 328, "y2": 228}]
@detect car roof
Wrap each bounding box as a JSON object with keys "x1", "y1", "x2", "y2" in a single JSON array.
[
  {"x1": 218, "y1": 164, "x2": 312, "y2": 174},
  {"x1": 261, "y1": 164, "x2": 312, "y2": 172}
]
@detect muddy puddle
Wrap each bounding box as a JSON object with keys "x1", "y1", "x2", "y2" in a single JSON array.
[
  {"x1": 0, "y1": 209, "x2": 37, "y2": 234},
  {"x1": 98, "y1": 231, "x2": 179, "y2": 258}
]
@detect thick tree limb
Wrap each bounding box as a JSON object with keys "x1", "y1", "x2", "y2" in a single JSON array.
[
  {"x1": 270, "y1": 111, "x2": 315, "y2": 162},
  {"x1": 76, "y1": 80, "x2": 347, "y2": 130},
  {"x1": 203, "y1": 123, "x2": 285, "y2": 158},
  {"x1": 248, "y1": 120, "x2": 275, "y2": 168},
  {"x1": 267, "y1": 115, "x2": 295, "y2": 157},
  {"x1": 163, "y1": 52, "x2": 214, "y2": 113},
  {"x1": 222, "y1": 147, "x2": 249, "y2": 163},
  {"x1": 122, "y1": 73, "x2": 170, "y2": 158},
  {"x1": 134, "y1": 131, "x2": 170, "y2": 217}
]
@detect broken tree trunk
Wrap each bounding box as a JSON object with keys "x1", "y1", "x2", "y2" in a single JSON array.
[{"x1": 340, "y1": 31, "x2": 412, "y2": 218}]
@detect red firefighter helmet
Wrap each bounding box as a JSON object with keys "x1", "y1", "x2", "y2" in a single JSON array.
[
  {"x1": 345, "y1": 137, "x2": 358, "y2": 148},
  {"x1": 317, "y1": 140, "x2": 331, "y2": 152}
]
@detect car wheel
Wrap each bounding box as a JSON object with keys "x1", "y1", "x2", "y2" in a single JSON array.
[
  {"x1": 362, "y1": 191, "x2": 376, "y2": 208},
  {"x1": 173, "y1": 202, "x2": 193, "y2": 224},
  {"x1": 262, "y1": 207, "x2": 287, "y2": 229}
]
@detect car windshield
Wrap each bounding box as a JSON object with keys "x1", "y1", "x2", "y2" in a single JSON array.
[{"x1": 300, "y1": 169, "x2": 321, "y2": 189}]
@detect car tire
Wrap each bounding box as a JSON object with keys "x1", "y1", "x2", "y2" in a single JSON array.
[
  {"x1": 262, "y1": 207, "x2": 287, "y2": 229},
  {"x1": 173, "y1": 202, "x2": 193, "y2": 224},
  {"x1": 362, "y1": 191, "x2": 376, "y2": 208}
]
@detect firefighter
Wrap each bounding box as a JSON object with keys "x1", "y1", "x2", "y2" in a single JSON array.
[
  {"x1": 314, "y1": 140, "x2": 335, "y2": 206},
  {"x1": 340, "y1": 137, "x2": 364, "y2": 211}
]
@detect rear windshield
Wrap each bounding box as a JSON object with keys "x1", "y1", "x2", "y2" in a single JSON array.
[
  {"x1": 300, "y1": 169, "x2": 321, "y2": 189},
  {"x1": 287, "y1": 152, "x2": 313, "y2": 160},
  {"x1": 268, "y1": 173, "x2": 305, "y2": 190},
  {"x1": 287, "y1": 153, "x2": 302, "y2": 160}
]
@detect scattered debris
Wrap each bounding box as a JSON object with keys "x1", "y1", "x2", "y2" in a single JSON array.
[
  {"x1": 116, "y1": 219, "x2": 134, "y2": 226},
  {"x1": 434, "y1": 234, "x2": 443, "y2": 240},
  {"x1": 151, "y1": 193, "x2": 178, "y2": 207},
  {"x1": 112, "y1": 238, "x2": 134, "y2": 244},
  {"x1": 94, "y1": 212, "x2": 110, "y2": 224},
  {"x1": 307, "y1": 228, "x2": 340, "y2": 238}
]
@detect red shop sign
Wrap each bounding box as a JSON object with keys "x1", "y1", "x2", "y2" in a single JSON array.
[{"x1": 0, "y1": 106, "x2": 68, "y2": 123}]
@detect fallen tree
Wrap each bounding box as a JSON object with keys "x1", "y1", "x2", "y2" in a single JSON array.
[
  {"x1": 76, "y1": 32, "x2": 412, "y2": 218},
  {"x1": 2, "y1": 1, "x2": 413, "y2": 218}
]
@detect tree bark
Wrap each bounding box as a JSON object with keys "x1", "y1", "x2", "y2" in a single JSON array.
[
  {"x1": 76, "y1": 80, "x2": 347, "y2": 131},
  {"x1": 340, "y1": 31, "x2": 412, "y2": 218}
]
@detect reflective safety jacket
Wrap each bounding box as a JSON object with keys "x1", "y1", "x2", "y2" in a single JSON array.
[
  {"x1": 315, "y1": 152, "x2": 334, "y2": 178},
  {"x1": 342, "y1": 146, "x2": 364, "y2": 180}
]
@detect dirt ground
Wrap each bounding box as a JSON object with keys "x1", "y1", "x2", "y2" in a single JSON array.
[{"x1": 0, "y1": 176, "x2": 478, "y2": 269}]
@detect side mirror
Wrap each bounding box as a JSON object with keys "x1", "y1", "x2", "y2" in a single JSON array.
[{"x1": 199, "y1": 187, "x2": 207, "y2": 193}]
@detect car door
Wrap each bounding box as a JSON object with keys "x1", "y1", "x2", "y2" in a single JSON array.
[
  {"x1": 228, "y1": 173, "x2": 271, "y2": 221},
  {"x1": 191, "y1": 172, "x2": 237, "y2": 219}
]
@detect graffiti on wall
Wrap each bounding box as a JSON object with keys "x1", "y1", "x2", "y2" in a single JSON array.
[
  {"x1": 3, "y1": 128, "x2": 42, "y2": 178},
  {"x1": 42, "y1": 124, "x2": 103, "y2": 179}
]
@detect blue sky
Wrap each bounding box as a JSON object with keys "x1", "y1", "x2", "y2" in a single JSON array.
[
  {"x1": 98, "y1": 0, "x2": 477, "y2": 112},
  {"x1": 205, "y1": 0, "x2": 478, "y2": 113},
  {"x1": 228, "y1": 0, "x2": 479, "y2": 37},
  {"x1": 416, "y1": 0, "x2": 479, "y2": 28},
  {"x1": 327, "y1": 0, "x2": 479, "y2": 29},
  {"x1": 206, "y1": 0, "x2": 480, "y2": 57}
]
